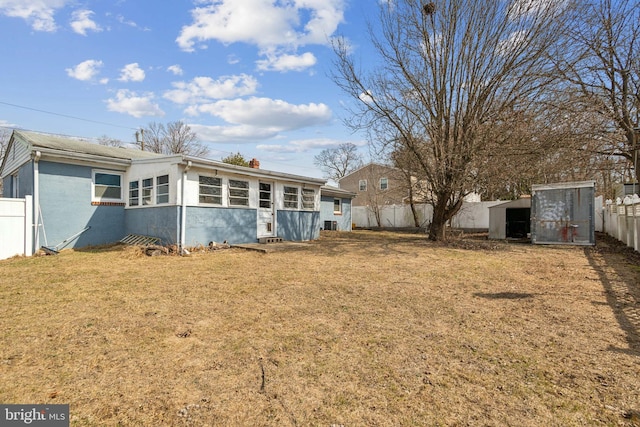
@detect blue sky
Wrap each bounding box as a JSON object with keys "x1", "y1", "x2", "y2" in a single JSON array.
[{"x1": 0, "y1": 0, "x2": 375, "y2": 179}]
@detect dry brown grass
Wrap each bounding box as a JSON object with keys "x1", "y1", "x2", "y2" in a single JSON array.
[{"x1": 1, "y1": 230, "x2": 639, "y2": 426}]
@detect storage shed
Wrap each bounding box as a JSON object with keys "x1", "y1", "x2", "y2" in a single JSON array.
[
  {"x1": 488, "y1": 198, "x2": 532, "y2": 240},
  {"x1": 531, "y1": 181, "x2": 595, "y2": 245}
]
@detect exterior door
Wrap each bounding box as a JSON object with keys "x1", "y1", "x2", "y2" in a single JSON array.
[{"x1": 257, "y1": 181, "x2": 275, "y2": 237}]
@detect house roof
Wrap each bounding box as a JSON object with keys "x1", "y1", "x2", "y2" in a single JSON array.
[
  {"x1": 12, "y1": 130, "x2": 163, "y2": 161},
  {"x1": 179, "y1": 155, "x2": 326, "y2": 185},
  {"x1": 320, "y1": 185, "x2": 357, "y2": 198},
  {"x1": 2, "y1": 129, "x2": 326, "y2": 186},
  {"x1": 338, "y1": 162, "x2": 399, "y2": 183}
]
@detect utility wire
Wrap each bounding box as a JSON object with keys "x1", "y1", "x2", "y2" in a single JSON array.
[{"x1": 0, "y1": 100, "x2": 138, "y2": 131}]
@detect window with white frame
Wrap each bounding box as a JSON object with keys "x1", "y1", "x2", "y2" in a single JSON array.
[
  {"x1": 284, "y1": 186, "x2": 299, "y2": 209},
  {"x1": 156, "y1": 175, "x2": 169, "y2": 204},
  {"x1": 142, "y1": 178, "x2": 153, "y2": 205},
  {"x1": 359, "y1": 179, "x2": 367, "y2": 191},
  {"x1": 228, "y1": 179, "x2": 249, "y2": 206},
  {"x1": 92, "y1": 170, "x2": 124, "y2": 202},
  {"x1": 301, "y1": 188, "x2": 315, "y2": 210},
  {"x1": 333, "y1": 198, "x2": 342, "y2": 214},
  {"x1": 199, "y1": 176, "x2": 222, "y2": 205},
  {"x1": 129, "y1": 181, "x2": 139, "y2": 206},
  {"x1": 379, "y1": 177, "x2": 389, "y2": 190}
]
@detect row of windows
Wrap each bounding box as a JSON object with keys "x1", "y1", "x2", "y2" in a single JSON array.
[
  {"x1": 198, "y1": 177, "x2": 315, "y2": 210},
  {"x1": 128, "y1": 175, "x2": 169, "y2": 206},
  {"x1": 93, "y1": 170, "x2": 317, "y2": 210},
  {"x1": 359, "y1": 178, "x2": 388, "y2": 191}
]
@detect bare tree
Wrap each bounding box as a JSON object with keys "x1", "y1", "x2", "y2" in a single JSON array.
[
  {"x1": 332, "y1": 0, "x2": 574, "y2": 240},
  {"x1": 313, "y1": 143, "x2": 363, "y2": 183},
  {"x1": 0, "y1": 128, "x2": 11, "y2": 196},
  {"x1": 558, "y1": 0, "x2": 640, "y2": 185},
  {"x1": 96, "y1": 135, "x2": 124, "y2": 148},
  {"x1": 136, "y1": 121, "x2": 209, "y2": 157}
]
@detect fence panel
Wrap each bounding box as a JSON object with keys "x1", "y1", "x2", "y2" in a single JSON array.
[{"x1": 0, "y1": 196, "x2": 32, "y2": 260}]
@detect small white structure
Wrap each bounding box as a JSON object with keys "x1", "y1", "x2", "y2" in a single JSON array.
[{"x1": 488, "y1": 198, "x2": 531, "y2": 240}]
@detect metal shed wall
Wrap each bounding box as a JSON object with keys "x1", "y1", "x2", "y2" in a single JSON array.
[{"x1": 531, "y1": 181, "x2": 595, "y2": 245}]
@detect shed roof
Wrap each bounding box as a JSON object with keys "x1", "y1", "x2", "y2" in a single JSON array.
[{"x1": 488, "y1": 198, "x2": 532, "y2": 210}]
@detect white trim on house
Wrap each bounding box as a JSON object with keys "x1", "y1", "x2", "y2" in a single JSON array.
[{"x1": 91, "y1": 169, "x2": 125, "y2": 204}]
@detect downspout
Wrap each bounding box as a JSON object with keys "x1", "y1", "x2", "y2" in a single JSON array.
[
  {"x1": 180, "y1": 160, "x2": 192, "y2": 255},
  {"x1": 32, "y1": 151, "x2": 41, "y2": 253}
]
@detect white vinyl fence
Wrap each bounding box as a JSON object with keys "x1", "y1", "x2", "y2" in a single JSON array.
[
  {"x1": 0, "y1": 196, "x2": 33, "y2": 260},
  {"x1": 354, "y1": 197, "x2": 605, "y2": 235},
  {"x1": 353, "y1": 201, "x2": 504, "y2": 230},
  {"x1": 603, "y1": 196, "x2": 640, "y2": 252}
]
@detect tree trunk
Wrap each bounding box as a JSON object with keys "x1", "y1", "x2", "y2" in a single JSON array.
[
  {"x1": 407, "y1": 181, "x2": 421, "y2": 227},
  {"x1": 428, "y1": 195, "x2": 464, "y2": 241},
  {"x1": 429, "y1": 201, "x2": 449, "y2": 241}
]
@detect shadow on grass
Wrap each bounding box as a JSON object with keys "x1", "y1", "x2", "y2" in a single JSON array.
[
  {"x1": 474, "y1": 292, "x2": 534, "y2": 300},
  {"x1": 585, "y1": 234, "x2": 640, "y2": 357}
]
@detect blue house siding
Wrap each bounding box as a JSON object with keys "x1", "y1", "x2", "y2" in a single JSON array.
[
  {"x1": 320, "y1": 196, "x2": 352, "y2": 231},
  {"x1": 277, "y1": 210, "x2": 320, "y2": 241},
  {"x1": 38, "y1": 161, "x2": 126, "y2": 248},
  {"x1": 185, "y1": 206, "x2": 257, "y2": 245},
  {"x1": 125, "y1": 206, "x2": 179, "y2": 245}
]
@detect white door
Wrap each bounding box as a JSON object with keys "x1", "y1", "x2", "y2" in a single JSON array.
[{"x1": 257, "y1": 181, "x2": 275, "y2": 237}]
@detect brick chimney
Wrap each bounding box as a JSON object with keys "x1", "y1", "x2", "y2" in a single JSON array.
[{"x1": 249, "y1": 158, "x2": 260, "y2": 169}]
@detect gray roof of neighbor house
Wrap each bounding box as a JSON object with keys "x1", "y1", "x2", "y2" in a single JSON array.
[{"x1": 13, "y1": 130, "x2": 163, "y2": 161}]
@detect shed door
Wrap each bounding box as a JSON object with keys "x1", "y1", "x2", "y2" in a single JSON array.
[
  {"x1": 506, "y1": 208, "x2": 530, "y2": 238},
  {"x1": 257, "y1": 181, "x2": 275, "y2": 237}
]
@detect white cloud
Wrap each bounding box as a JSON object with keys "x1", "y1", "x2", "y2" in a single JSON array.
[
  {"x1": 70, "y1": 9, "x2": 102, "y2": 35},
  {"x1": 256, "y1": 51, "x2": 317, "y2": 72},
  {"x1": 257, "y1": 138, "x2": 353, "y2": 153},
  {"x1": 0, "y1": 119, "x2": 18, "y2": 128},
  {"x1": 116, "y1": 14, "x2": 138, "y2": 28},
  {"x1": 164, "y1": 74, "x2": 258, "y2": 104},
  {"x1": 66, "y1": 59, "x2": 104, "y2": 81},
  {"x1": 176, "y1": 0, "x2": 345, "y2": 52},
  {"x1": 189, "y1": 123, "x2": 281, "y2": 143},
  {"x1": 508, "y1": 0, "x2": 566, "y2": 20},
  {"x1": 190, "y1": 97, "x2": 332, "y2": 130},
  {"x1": 0, "y1": 0, "x2": 68, "y2": 31},
  {"x1": 497, "y1": 30, "x2": 529, "y2": 56},
  {"x1": 118, "y1": 63, "x2": 145, "y2": 82},
  {"x1": 167, "y1": 64, "x2": 184, "y2": 76},
  {"x1": 106, "y1": 89, "x2": 164, "y2": 118},
  {"x1": 359, "y1": 90, "x2": 374, "y2": 104}
]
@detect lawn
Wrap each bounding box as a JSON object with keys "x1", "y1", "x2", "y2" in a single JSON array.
[{"x1": 0, "y1": 230, "x2": 639, "y2": 426}]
